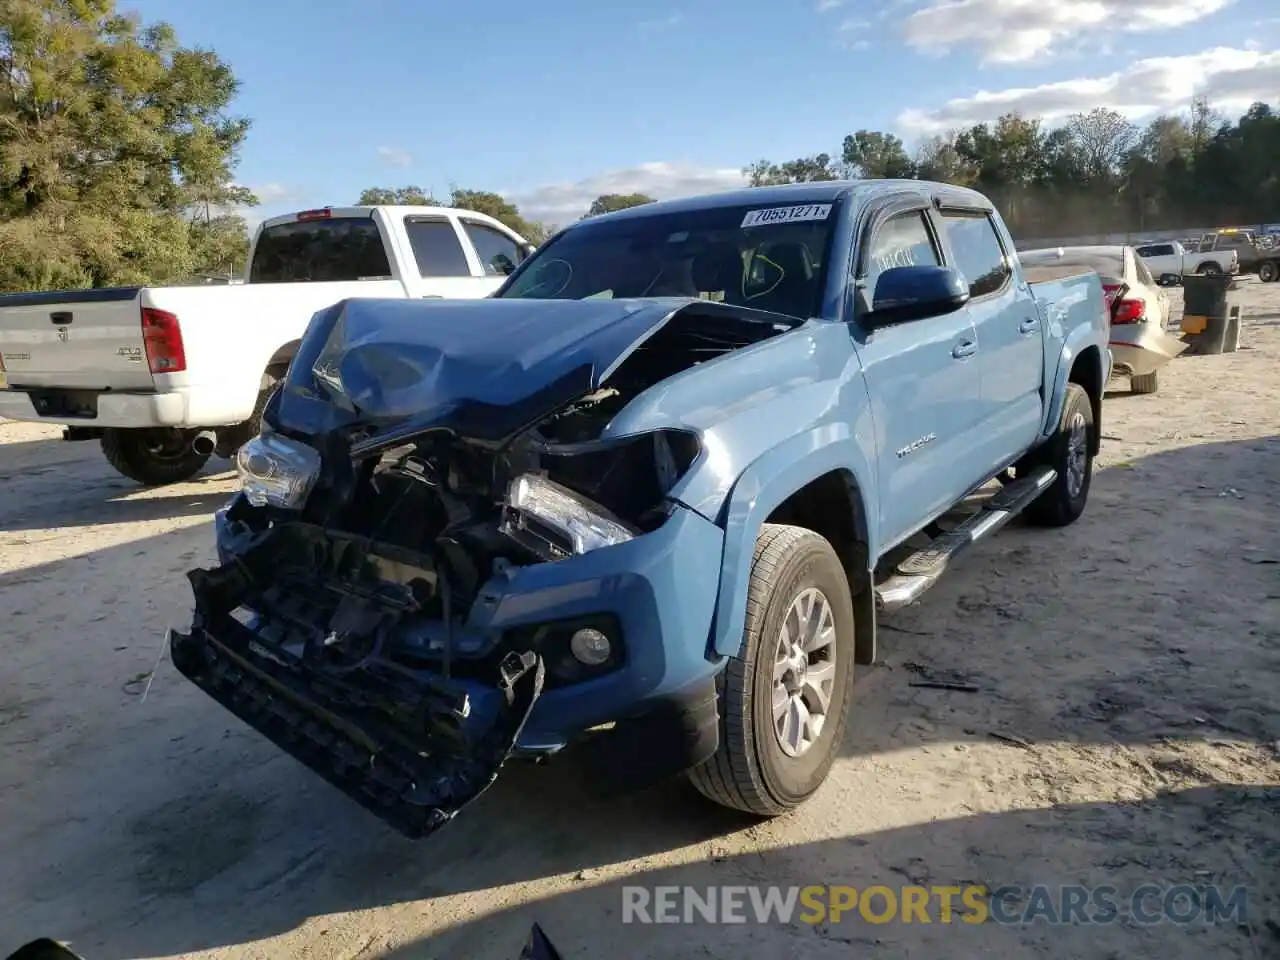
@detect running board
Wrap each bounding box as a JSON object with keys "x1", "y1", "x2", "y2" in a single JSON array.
[{"x1": 875, "y1": 466, "x2": 1057, "y2": 613}]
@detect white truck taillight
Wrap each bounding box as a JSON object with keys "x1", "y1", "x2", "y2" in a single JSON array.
[{"x1": 141, "y1": 307, "x2": 187, "y2": 373}]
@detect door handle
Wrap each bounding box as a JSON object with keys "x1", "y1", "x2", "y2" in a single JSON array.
[
  {"x1": 952, "y1": 339, "x2": 977, "y2": 359},
  {"x1": 1018, "y1": 316, "x2": 1039, "y2": 334}
]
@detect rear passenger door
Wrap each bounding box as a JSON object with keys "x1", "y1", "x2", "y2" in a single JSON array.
[
  {"x1": 938, "y1": 207, "x2": 1043, "y2": 470},
  {"x1": 852, "y1": 203, "x2": 986, "y2": 551},
  {"x1": 399, "y1": 216, "x2": 496, "y2": 299}
]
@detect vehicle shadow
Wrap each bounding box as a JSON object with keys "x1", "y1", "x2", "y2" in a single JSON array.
[
  {"x1": 0, "y1": 440, "x2": 235, "y2": 531},
  {"x1": 378, "y1": 783, "x2": 1279, "y2": 960},
  {"x1": 0, "y1": 438, "x2": 1275, "y2": 959}
]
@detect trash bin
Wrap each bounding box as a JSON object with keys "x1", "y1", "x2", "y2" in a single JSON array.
[{"x1": 1179, "y1": 274, "x2": 1239, "y2": 355}]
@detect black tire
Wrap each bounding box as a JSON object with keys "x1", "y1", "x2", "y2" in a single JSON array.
[
  {"x1": 1023, "y1": 383, "x2": 1094, "y2": 528},
  {"x1": 101, "y1": 428, "x2": 210, "y2": 486},
  {"x1": 1259, "y1": 261, "x2": 1278, "y2": 283},
  {"x1": 688, "y1": 523, "x2": 856, "y2": 816},
  {"x1": 1195, "y1": 262, "x2": 1222, "y2": 276},
  {"x1": 1130, "y1": 370, "x2": 1158, "y2": 394}
]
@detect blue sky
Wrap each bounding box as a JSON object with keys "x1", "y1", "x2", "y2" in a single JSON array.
[{"x1": 123, "y1": 0, "x2": 1279, "y2": 227}]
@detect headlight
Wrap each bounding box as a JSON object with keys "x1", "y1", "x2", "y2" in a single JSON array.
[
  {"x1": 500, "y1": 474, "x2": 637, "y2": 561},
  {"x1": 235, "y1": 432, "x2": 322, "y2": 509}
]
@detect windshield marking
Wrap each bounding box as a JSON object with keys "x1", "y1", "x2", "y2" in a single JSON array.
[{"x1": 741, "y1": 204, "x2": 833, "y2": 228}]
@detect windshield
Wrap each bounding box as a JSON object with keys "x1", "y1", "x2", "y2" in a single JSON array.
[
  {"x1": 496, "y1": 200, "x2": 841, "y2": 321},
  {"x1": 249, "y1": 217, "x2": 393, "y2": 283}
]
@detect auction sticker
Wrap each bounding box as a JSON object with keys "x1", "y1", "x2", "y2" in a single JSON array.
[{"x1": 741, "y1": 203, "x2": 833, "y2": 228}]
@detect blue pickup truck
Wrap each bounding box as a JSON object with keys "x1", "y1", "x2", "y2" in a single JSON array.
[{"x1": 169, "y1": 180, "x2": 1112, "y2": 837}]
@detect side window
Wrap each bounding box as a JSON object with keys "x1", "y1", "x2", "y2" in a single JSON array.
[
  {"x1": 862, "y1": 212, "x2": 940, "y2": 302},
  {"x1": 1136, "y1": 245, "x2": 1155, "y2": 257},
  {"x1": 404, "y1": 218, "x2": 472, "y2": 278},
  {"x1": 462, "y1": 221, "x2": 522, "y2": 276},
  {"x1": 940, "y1": 211, "x2": 1011, "y2": 298}
]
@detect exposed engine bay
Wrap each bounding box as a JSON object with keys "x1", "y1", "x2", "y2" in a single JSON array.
[{"x1": 169, "y1": 297, "x2": 789, "y2": 837}]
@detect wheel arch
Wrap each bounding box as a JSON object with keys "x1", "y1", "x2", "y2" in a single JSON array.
[{"x1": 710, "y1": 427, "x2": 878, "y2": 664}]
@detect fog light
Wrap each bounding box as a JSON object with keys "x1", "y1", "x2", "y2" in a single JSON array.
[{"x1": 569, "y1": 628, "x2": 612, "y2": 666}]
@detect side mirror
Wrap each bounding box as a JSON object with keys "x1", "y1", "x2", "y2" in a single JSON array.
[{"x1": 865, "y1": 265, "x2": 970, "y2": 327}]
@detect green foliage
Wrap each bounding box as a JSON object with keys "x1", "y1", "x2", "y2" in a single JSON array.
[
  {"x1": 744, "y1": 154, "x2": 839, "y2": 186},
  {"x1": 0, "y1": 0, "x2": 256, "y2": 290},
  {"x1": 753, "y1": 101, "x2": 1280, "y2": 237},
  {"x1": 584, "y1": 193, "x2": 655, "y2": 218},
  {"x1": 357, "y1": 185, "x2": 439, "y2": 205},
  {"x1": 356, "y1": 184, "x2": 548, "y2": 242}
]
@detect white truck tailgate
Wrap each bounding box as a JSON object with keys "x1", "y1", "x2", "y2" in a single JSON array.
[{"x1": 0, "y1": 288, "x2": 155, "y2": 390}]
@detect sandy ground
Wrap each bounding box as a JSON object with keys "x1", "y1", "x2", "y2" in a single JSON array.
[{"x1": 0, "y1": 280, "x2": 1277, "y2": 960}]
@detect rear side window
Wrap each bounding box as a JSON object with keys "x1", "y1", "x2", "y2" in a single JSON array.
[
  {"x1": 405, "y1": 219, "x2": 472, "y2": 277},
  {"x1": 462, "y1": 221, "x2": 522, "y2": 276},
  {"x1": 863, "y1": 211, "x2": 940, "y2": 302},
  {"x1": 940, "y1": 212, "x2": 1011, "y2": 297},
  {"x1": 249, "y1": 218, "x2": 391, "y2": 283}
]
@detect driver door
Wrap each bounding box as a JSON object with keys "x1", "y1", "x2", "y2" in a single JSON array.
[{"x1": 852, "y1": 203, "x2": 986, "y2": 552}]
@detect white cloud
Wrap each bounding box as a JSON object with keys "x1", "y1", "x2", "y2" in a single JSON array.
[
  {"x1": 898, "y1": 46, "x2": 1280, "y2": 134},
  {"x1": 507, "y1": 162, "x2": 748, "y2": 226},
  {"x1": 903, "y1": 0, "x2": 1235, "y2": 64},
  {"x1": 638, "y1": 12, "x2": 683, "y2": 32},
  {"x1": 839, "y1": 17, "x2": 872, "y2": 48},
  {"x1": 376, "y1": 145, "x2": 413, "y2": 168},
  {"x1": 815, "y1": 0, "x2": 845, "y2": 11}
]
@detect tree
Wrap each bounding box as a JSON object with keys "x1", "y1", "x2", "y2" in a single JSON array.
[
  {"x1": 357, "y1": 185, "x2": 439, "y2": 205},
  {"x1": 841, "y1": 131, "x2": 915, "y2": 179},
  {"x1": 448, "y1": 188, "x2": 539, "y2": 239},
  {"x1": 1066, "y1": 107, "x2": 1137, "y2": 182},
  {"x1": 584, "y1": 193, "x2": 654, "y2": 218},
  {"x1": 744, "y1": 154, "x2": 839, "y2": 186},
  {"x1": 0, "y1": 0, "x2": 255, "y2": 290}
]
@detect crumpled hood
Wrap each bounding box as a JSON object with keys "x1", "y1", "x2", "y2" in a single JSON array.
[{"x1": 276, "y1": 296, "x2": 694, "y2": 445}]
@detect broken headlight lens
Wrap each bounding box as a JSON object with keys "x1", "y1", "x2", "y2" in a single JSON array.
[
  {"x1": 235, "y1": 431, "x2": 322, "y2": 509},
  {"x1": 500, "y1": 474, "x2": 638, "y2": 561}
]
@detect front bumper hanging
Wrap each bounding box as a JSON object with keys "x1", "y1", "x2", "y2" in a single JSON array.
[{"x1": 168, "y1": 550, "x2": 545, "y2": 840}]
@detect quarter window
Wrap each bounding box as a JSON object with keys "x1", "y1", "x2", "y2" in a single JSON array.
[
  {"x1": 863, "y1": 212, "x2": 940, "y2": 303},
  {"x1": 940, "y1": 211, "x2": 1010, "y2": 298},
  {"x1": 462, "y1": 221, "x2": 522, "y2": 276},
  {"x1": 404, "y1": 218, "x2": 472, "y2": 278}
]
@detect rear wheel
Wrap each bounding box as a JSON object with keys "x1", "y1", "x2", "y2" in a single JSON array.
[
  {"x1": 1022, "y1": 383, "x2": 1094, "y2": 528},
  {"x1": 689, "y1": 524, "x2": 856, "y2": 816},
  {"x1": 101, "y1": 428, "x2": 210, "y2": 487},
  {"x1": 1131, "y1": 370, "x2": 1159, "y2": 394},
  {"x1": 1259, "y1": 261, "x2": 1278, "y2": 283},
  {"x1": 1196, "y1": 262, "x2": 1222, "y2": 276}
]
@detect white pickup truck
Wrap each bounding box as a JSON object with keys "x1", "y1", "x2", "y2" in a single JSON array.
[
  {"x1": 1134, "y1": 240, "x2": 1238, "y2": 284},
  {"x1": 0, "y1": 205, "x2": 534, "y2": 484}
]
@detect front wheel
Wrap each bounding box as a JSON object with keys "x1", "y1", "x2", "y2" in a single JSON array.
[
  {"x1": 688, "y1": 524, "x2": 856, "y2": 816},
  {"x1": 1022, "y1": 383, "x2": 1095, "y2": 528},
  {"x1": 1259, "y1": 261, "x2": 1278, "y2": 283},
  {"x1": 101, "y1": 428, "x2": 210, "y2": 487}
]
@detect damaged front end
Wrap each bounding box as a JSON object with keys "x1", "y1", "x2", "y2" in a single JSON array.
[{"x1": 170, "y1": 296, "x2": 787, "y2": 838}]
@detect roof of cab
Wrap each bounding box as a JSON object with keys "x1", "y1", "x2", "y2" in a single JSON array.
[{"x1": 572, "y1": 178, "x2": 996, "y2": 227}]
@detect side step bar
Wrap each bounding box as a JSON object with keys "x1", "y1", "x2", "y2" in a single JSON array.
[{"x1": 875, "y1": 466, "x2": 1057, "y2": 612}]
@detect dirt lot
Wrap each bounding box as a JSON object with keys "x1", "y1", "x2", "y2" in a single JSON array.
[{"x1": 1, "y1": 280, "x2": 1277, "y2": 960}]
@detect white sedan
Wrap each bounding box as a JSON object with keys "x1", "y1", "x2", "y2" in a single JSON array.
[{"x1": 1019, "y1": 245, "x2": 1183, "y2": 395}]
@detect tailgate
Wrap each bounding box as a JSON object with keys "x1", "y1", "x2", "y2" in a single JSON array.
[{"x1": 0, "y1": 287, "x2": 155, "y2": 390}]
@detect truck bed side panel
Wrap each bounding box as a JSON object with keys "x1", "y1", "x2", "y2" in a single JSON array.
[{"x1": 1026, "y1": 269, "x2": 1110, "y2": 440}]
